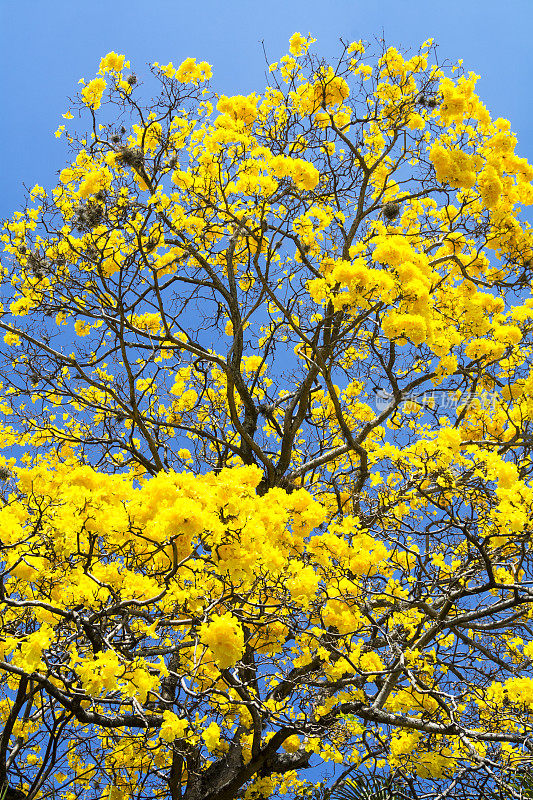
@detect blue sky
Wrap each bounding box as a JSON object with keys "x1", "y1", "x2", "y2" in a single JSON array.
[{"x1": 1, "y1": 0, "x2": 532, "y2": 220}]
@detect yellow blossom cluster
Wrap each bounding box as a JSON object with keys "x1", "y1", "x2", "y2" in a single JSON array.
[
  {"x1": 81, "y1": 77, "x2": 107, "y2": 110},
  {"x1": 200, "y1": 613, "x2": 245, "y2": 669},
  {"x1": 154, "y1": 57, "x2": 212, "y2": 84}
]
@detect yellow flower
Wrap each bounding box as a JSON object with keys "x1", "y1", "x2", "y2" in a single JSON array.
[
  {"x1": 217, "y1": 94, "x2": 259, "y2": 126},
  {"x1": 77, "y1": 168, "x2": 110, "y2": 198},
  {"x1": 160, "y1": 62, "x2": 176, "y2": 79},
  {"x1": 282, "y1": 735, "x2": 301, "y2": 753},
  {"x1": 478, "y1": 164, "x2": 503, "y2": 208},
  {"x1": 74, "y1": 320, "x2": 92, "y2": 337},
  {"x1": 18, "y1": 625, "x2": 53, "y2": 671},
  {"x1": 289, "y1": 32, "x2": 314, "y2": 57},
  {"x1": 4, "y1": 331, "x2": 21, "y2": 346},
  {"x1": 429, "y1": 144, "x2": 478, "y2": 190},
  {"x1": 269, "y1": 155, "x2": 319, "y2": 191},
  {"x1": 287, "y1": 564, "x2": 320, "y2": 606},
  {"x1": 99, "y1": 52, "x2": 127, "y2": 74},
  {"x1": 202, "y1": 721, "x2": 221, "y2": 751},
  {"x1": 81, "y1": 77, "x2": 107, "y2": 110},
  {"x1": 200, "y1": 612, "x2": 244, "y2": 669},
  {"x1": 160, "y1": 711, "x2": 188, "y2": 742},
  {"x1": 382, "y1": 311, "x2": 429, "y2": 346},
  {"x1": 175, "y1": 57, "x2": 212, "y2": 84},
  {"x1": 242, "y1": 355, "x2": 264, "y2": 373}
]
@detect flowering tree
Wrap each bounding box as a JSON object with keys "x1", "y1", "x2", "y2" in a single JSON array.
[{"x1": 1, "y1": 33, "x2": 533, "y2": 800}]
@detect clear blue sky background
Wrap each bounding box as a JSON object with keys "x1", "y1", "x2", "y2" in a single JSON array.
[{"x1": 0, "y1": 0, "x2": 531, "y2": 219}]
